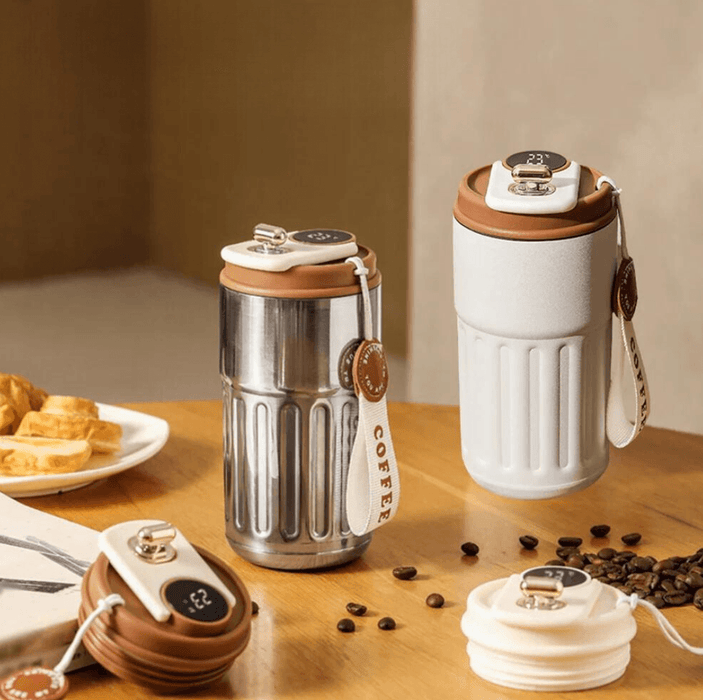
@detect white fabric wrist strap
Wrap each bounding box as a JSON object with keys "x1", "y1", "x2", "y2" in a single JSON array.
[
  {"x1": 598, "y1": 176, "x2": 650, "y2": 448},
  {"x1": 344, "y1": 257, "x2": 400, "y2": 536}
]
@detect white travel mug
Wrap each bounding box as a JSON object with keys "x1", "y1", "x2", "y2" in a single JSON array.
[{"x1": 453, "y1": 150, "x2": 649, "y2": 499}]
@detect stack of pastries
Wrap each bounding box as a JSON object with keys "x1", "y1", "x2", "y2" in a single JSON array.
[{"x1": 0, "y1": 374, "x2": 122, "y2": 476}]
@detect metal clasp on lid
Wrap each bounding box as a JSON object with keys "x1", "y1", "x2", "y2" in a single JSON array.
[
  {"x1": 129, "y1": 522, "x2": 177, "y2": 564},
  {"x1": 517, "y1": 575, "x2": 566, "y2": 610},
  {"x1": 509, "y1": 163, "x2": 556, "y2": 197},
  {"x1": 253, "y1": 223, "x2": 288, "y2": 253}
]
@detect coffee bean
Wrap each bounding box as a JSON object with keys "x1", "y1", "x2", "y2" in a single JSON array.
[
  {"x1": 251, "y1": 601, "x2": 259, "y2": 615},
  {"x1": 558, "y1": 537, "x2": 583, "y2": 548},
  {"x1": 686, "y1": 572, "x2": 703, "y2": 589},
  {"x1": 519, "y1": 535, "x2": 539, "y2": 550},
  {"x1": 674, "y1": 577, "x2": 690, "y2": 592},
  {"x1": 617, "y1": 551, "x2": 637, "y2": 559},
  {"x1": 590, "y1": 524, "x2": 611, "y2": 538},
  {"x1": 661, "y1": 579, "x2": 677, "y2": 594},
  {"x1": 346, "y1": 602, "x2": 367, "y2": 616},
  {"x1": 337, "y1": 618, "x2": 355, "y2": 633},
  {"x1": 659, "y1": 568, "x2": 680, "y2": 580},
  {"x1": 628, "y1": 572, "x2": 659, "y2": 591},
  {"x1": 645, "y1": 595, "x2": 666, "y2": 609},
  {"x1": 393, "y1": 566, "x2": 417, "y2": 580},
  {"x1": 605, "y1": 566, "x2": 626, "y2": 582},
  {"x1": 597, "y1": 548, "x2": 617, "y2": 561},
  {"x1": 556, "y1": 546, "x2": 580, "y2": 560},
  {"x1": 426, "y1": 593, "x2": 445, "y2": 608},
  {"x1": 694, "y1": 589, "x2": 703, "y2": 611},
  {"x1": 584, "y1": 564, "x2": 606, "y2": 577},
  {"x1": 545, "y1": 559, "x2": 565, "y2": 566},
  {"x1": 566, "y1": 554, "x2": 586, "y2": 569},
  {"x1": 378, "y1": 616, "x2": 396, "y2": 630},
  {"x1": 461, "y1": 542, "x2": 480, "y2": 557},
  {"x1": 663, "y1": 592, "x2": 692, "y2": 606},
  {"x1": 652, "y1": 559, "x2": 675, "y2": 573},
  {"x1": 621, "y1": 533, "x2": 642, "y2": 546},
  {"x1": 630, "y1": 556, "x2": 653, "y2": 572}
]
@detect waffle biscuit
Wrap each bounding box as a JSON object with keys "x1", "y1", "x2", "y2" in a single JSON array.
[
  {"x1": 16, "y1": 411, "x2": 122, "y2": 454},
  {"x1": 0, "y1": 436, "x2": 92, "y2": 476},
  {"x1": 0, "y1": 374, "x2": 33, "y2": 435},
  {"x1": 40, "y1": 395, "x2": 99, "y2": 418},
  {"x1": 8, "y1": 373, "x2": 49, "y2": 411}
]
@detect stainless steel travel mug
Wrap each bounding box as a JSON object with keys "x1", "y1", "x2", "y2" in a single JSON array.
[
  {"x1": 219, "y1": 226, "x2": 381, "y2": 569},
  {"x1": 453, "y1": 151, "x2": 621, "y2": 499}
]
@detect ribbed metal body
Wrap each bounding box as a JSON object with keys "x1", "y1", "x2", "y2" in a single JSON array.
[{"x1": 220, "y1": 285, "x2": 381, "y2": 569}]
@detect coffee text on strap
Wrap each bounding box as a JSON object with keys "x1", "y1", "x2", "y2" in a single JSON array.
[{"x1": 343, "y1": 257, "x2": 400, "y2": 535}]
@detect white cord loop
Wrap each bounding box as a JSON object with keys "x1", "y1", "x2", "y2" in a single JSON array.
[
  {"x1": 617, "y1": 594, "x2": 703, "y2": 655},
  {"x1": 346, "y1": 256, "x2": 373, "y2": 341},
  {"x1": 53, "y1": 594, "x2": 125, "y2": 675}
]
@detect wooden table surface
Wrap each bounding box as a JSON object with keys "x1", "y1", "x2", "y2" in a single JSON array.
[{"x1": 21, "y1": 400, "x2": 703, "y2": 699}]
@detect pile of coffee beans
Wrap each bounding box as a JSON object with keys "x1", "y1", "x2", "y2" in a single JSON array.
[{"x1": 541, "y1": 537, "x2": 703, "y2": 610}]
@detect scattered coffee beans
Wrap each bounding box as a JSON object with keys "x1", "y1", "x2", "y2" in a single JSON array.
[
  {"x1": 392, "y1": 566, "x2": 417, "y2": 580},
  {"x1": 346, "y1": 602, "x2": 367, "y2": 616},
  {"x1": 519, "y1": 535, "x2": 539, "y2": 550},
  {"x1": 621, "y1": 532, "x2": 642, "y2": 546},
  {"x1": 426, "y1": 593, "x2": 445, "y2": 608},
  {"x1": 461, "y1": 542, "x2": 480, "y2": 556},
  {"x1": 378, "y1": 617, "x2": 396, "y2": 630},
  {"x1": 251, "y1": 601, "x2": 259, "y2": 615},
  {"x1": 590, "y1": 524, "x2": 611, "y2": 538},
  {"x1": 337, "y1": 618, "x2": 355, "y2": 633},
  {"x1": 558, "y1": 537, "x2": 583, "y2": 548}
]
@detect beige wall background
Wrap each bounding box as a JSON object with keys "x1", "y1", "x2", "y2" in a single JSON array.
[
  {"x1": 410, "y1": 0, "x2": 703, "y2": 435},
  {"x1": 0, "y1": 0, "x2": 148, "y2": 279}
]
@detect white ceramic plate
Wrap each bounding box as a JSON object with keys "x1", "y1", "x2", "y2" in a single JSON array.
[{"x1": 0, "y1": 404, "x2": 170, "y2": 498}]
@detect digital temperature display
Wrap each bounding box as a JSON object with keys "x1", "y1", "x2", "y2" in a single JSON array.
[
  {"x1": 505, "y1": 150, "x2": 568, "y2": 171},
  {"x1": 521, "y1": 566, "x2": 590, "y2": 588},
  {"x1": 163, "y1": 579, "x2": 229, "y2": 623}
]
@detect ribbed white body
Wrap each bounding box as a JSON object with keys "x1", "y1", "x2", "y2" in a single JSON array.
[{"x1": 453, "y1": 218, "x2": 618, "y2": 498}]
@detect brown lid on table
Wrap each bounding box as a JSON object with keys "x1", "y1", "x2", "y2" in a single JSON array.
[
  {"x1": 220, "y1": 245, "x2": 381, "y2": 298},
  {"x1": 78, "y1": 546, "x2": 251, "y2": 692},
  {"x1": 453, "y1": 164, "x2": 617, "y2": 241}
]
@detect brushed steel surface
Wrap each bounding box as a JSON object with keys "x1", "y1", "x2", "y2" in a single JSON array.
[{"x1": 220, "y1": 286, "x2": 380, "y2": 569}]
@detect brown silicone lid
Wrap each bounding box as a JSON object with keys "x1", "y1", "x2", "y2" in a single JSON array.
[
  {"x1": 78, "y1": 546, "x2": 251, "y2": 691},
  {"x1": 453, "y1": 164, "x2": 617, "y2": 240},
  {"x1": 220, "y1": 245, "x2": 381, "y2": 298}
]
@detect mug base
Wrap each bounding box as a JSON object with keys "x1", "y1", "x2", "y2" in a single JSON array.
[
  {"x1": 468, "y1": 469, "x2": 607, "y2": 500},
  {"x1": 225, "y1": 535, "x2": 372, "y2": 571}
]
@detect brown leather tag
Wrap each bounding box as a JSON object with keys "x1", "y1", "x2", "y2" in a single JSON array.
[
  {"x1": 612, "y1": 257, "x2": 638, "y2": 321},
  {"x1": 0, "y1": 668, "x2": 68, "y2": 700},
  {"x1": 352, "y1": 339, "x2": 389, "y2": 402}
]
